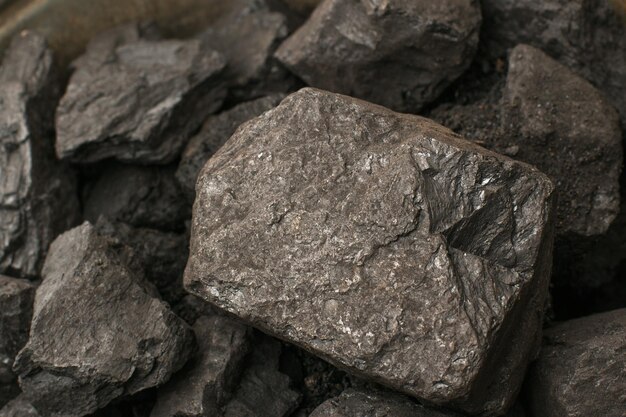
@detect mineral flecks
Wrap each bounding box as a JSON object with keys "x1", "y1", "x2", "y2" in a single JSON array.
[
  {"x1": 55, "y1": 23, "x2": 227, "y2": 164},
  {"x1": 185, "y1": 88, "x2": 556, "y2": 415},
  {"x1": 84, "y1": 163, "x2": 190, "y2": 232},
  {"x1": 200, "y1": 1, "x2": 293, "y2": 101},
  {"x1": 309, "y1": 388, "x2": 459, "y2": 417},
  {"x1": 275, "y1": 0, "x2": 482, "y2": 112},
  {"x1": 151, "y1": 314, "x2": 250, "y2": 417},
  {"x1": 0, "y1": 277, "x2": 35, "y2": 408},
  {"x1": 0, "y1": 31, "x2": 79, "y2": 278},
  {"x1": 526, "y1": 308, "x2": 626, "y2": 417},
  {"x1": 176, "y1": 94, "x2": 285, "y2": 199},
  {"x1": 14, "y1": 223, "x2": 195, "y2": 417}
]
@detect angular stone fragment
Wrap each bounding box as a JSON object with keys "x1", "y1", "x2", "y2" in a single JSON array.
[
  {"x1": 14, "y1": 222, "x2": 195, "y2": 417},
  {"x1": 84, "y1": 163, "x2": 190, "y2": 232},
  {"x1": 222, "y1": 335, "x2": 301, "y2": 417},
  {"x1": 95, "y1": 218, "x2": 188, "y2": 304},
  {"x1": 275, "y1": 0, "x2": 481, "y2": 112},
  {"x1": 176, "y1": 94, "x2": 285, "y2": 199},
  {"x1": 526, "y1": 308, "x2": 626, "y2": 417},
  {"x1": 480, "y1": 0, "x2": 626, "y2": 120},
  {"x1": 503, "y1": 44, "x2": 622, "y2": 236},
  {"x1": 151, "y1": 315, "x2": 250, "y2": 417},
  {"x1": 309, "y1": 388, "x2": 460, "y2": 417},
  {"x1": 0, "y1": 277, "x2": 35, "y2": 408},
  {"x1": 0, "y1": 31, "x2": 80, "y2": 278},
  {"x1": 185, "y1": 88, "x2": 556, "y2": 415},
  {"x1": 56, "y1": 23, "x2": 227, "y2": 164},
  {"x1": 200, "y1": 1, "x2": 293, "y2": 102},
  {"x1": 0, "y1": 395, "x2": 40, "y2": 417}
]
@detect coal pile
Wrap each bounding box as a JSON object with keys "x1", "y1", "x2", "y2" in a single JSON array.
[{"x1": 0, "y1": 0, "x2": 625, "y2": 416}]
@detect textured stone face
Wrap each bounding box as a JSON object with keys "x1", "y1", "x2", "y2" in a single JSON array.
[
  {"x1": 503, "y1": 44, "x2": 622, "y2": 236},
  {"x1": 0, "y1": 277, "x2": 35, "y2": 408},
  {"x1": 200, "y1": 0, "x2": 293, "y2": 101},
  {"x1": 14, "y1": 223, "x2": 195, "y2": 417},
  {"x1": 309, "y1": 388, "x2": 460, "y2": 417},
  {"x1": 55, "y1": 24, "x2": 227, "y2": 164},
  {"x1": 0, "y1": 395, "x2": 40, "y2": 417},
  {"x1": 185, "y1": 88, "x2": 555, "y2": 415},
  {"x1": 176, "y1": 94, "x2": 285, "y2": 199},
  {"x1": 526, "y1": 308, "x2": 626, "y2": 417},
  {"x1": 0, "y1": 31, "x2": 80, "y2": 278},
  {"x1": 275, "y1": 0, "x2": 481, "y2": 112},
  {"x1": 84, "y1": 163, "x2": 190, "y2": 232},
  {"x1": 151, "y1": 315, "x2": 250, "y2": 417}
]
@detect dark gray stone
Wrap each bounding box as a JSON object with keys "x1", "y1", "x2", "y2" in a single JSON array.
[
  {"x1": 0, "y1": 395, "x2": 40, "y2": 417},
  {"x1": 200, "y1": 0, "x2": 293, "y2": 102},
  {"x1": 13, "y1": 222, "x2": 195, "y2": 417},
  {"x1": 309, "y1": 388, "x2": 459, "y2": 417},
  {"x1": 56, "y1": 23, "x2": 227, "y2": 164},
  {"x1": 480, "y1": 0, "x2": 626, "y2": 121},
  {"x1": 84, "y1": 163, "x2": 190, "y2": 232},
  {"x1": 526, "y1": 308, "x2": 626, "y2": 417},
  {"x1": 275, "y1": 0, "x2": 481, "y2": 112},
  {"x1": 176, "y1": 94, "x2": 285, "y2": 199},
  {"x1": 0, "y1": 31, "x2": 80, "y2": 278},
  {"x1": 94, "y1": 218, "x2": 188, "y2": 304},
  {"x1": 150, "y1": 314, "x2": 250, "y2": 417},
  {"x1": 0, "y1": 277, "x2": 35, "y2": 408},
  {"x1": 185, "y1": 88, "x2": 556, "y2": 416},
  {"x1": 222, "y1": 335, "x2": 301, "y2": 417}
]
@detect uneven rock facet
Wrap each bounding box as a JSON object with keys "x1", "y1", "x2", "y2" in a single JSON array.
[
  {"x1": 151, "y1": 315, "x2": 250, "y2": 417},
  {"x1": 56, "y1": 24, "x2": 227, "y2": 164},
  {"x1": 176, "y1": 94, "x2": 285, "y2": 199},
  {"x1": 0, "y1": 277, "x2": 35, "y2": 408},
  {"x1": 526, "y1": 308, "x2": 626, "y2": 417},
  {"x1": 0, "y1": 395, "x2": 40, "y2": 417},
  {"x1": 0, "y1": 31, "x2": 80, "y2": 278},
  {"x1": 185, "y1": 88, "x2": 556, "y2": 415},
  {"x1": 275, "y1": 0, "x2": 482, "y2": 112},
  {"x1": 14, "y1": 223, "x2": 195, "y2": 417}
]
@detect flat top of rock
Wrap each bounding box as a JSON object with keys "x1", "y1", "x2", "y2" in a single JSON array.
[{"x1": 186, "y1": 88, "x2": 554, "y2": 412}]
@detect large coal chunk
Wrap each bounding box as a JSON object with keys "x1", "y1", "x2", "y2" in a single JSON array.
[
  {"x1": 309, "y1": 388, "x2": 460, "y2": 417},
  {"x1": 0, "y1": 277, "x2": 35, "y2": 408},
  {"x1": 480, "y1": 0, "x2": 626, "y2": 120},
  {"x1": 275, "y1": 0, "x2": 481, "y2": 112},
  {"x1": 151, "y1": 314, "x2": 250, "y2": 417},
  {"x1": 0, "y1": 31, "x2": 80, "y2": 278},
  {"x1": 84, "y1": 163, "x2": 190, "y2": 232},
  {"x1": 185, "y1": 88, "x2": 556, "y2": 415},
  {"x1": 176, "y1": 94, "x2": 285, "y2": 199},
  {"x1": 200, "y1": 1, "x2": 294, "y2": 102},
  {"x1": 56, "y1": 24, "x2": 227, "y2": 164},
  {"x1": 503, "y1": 44, "x2": 622, "y2": 236},
  {"x1": 13, "y1": 222, "x2": 195, "y2": 417},
  {"x1": 526, "y1": 308, "x2": 626, "y2": 417}
]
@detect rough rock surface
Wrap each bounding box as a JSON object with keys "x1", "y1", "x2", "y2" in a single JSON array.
[
  {"x1": 84, "y1": 163, "x2": 190, "y2": 232},
  {"x1": 309, "y1": 388, "x2": 459, "y2": 417},
  {"x1": 0, "y1": 395, "x2": 40, "y2": 417},
  {"x1": 95, "y1": 218, "x2": 188, "y2": 304},
  {"x1": 200, "y1": 1, "x2": 293, "y2": 101},
  {"x1": 176, "y1": 94, "x2": 285, "y2": 199},
  {"x1": 151, "y1": 315, "x2": 250, "y2": 417},
  {"x1": 480, "y1": 0, "x2": 626, "y2": 120},
  {"x1": 56, "y1": 23, "x2": 227, "y2": 164},
  {"x1": 222, "y1": 334, "x2": 301, "y2": 417},
  {"x1": 0, "y1": 277, "x2": 35, "y2": 408},
  {"x1": 431, "y1": 44, "x2": 622, "y2": 237},
  {"x1": 185, "y1": 88, "x2": 556, "y2": 415},
  {"x1": 526, "y1": 308, "x2": 626, "y2": 417},
  {"x1": 0, "y1": 31, "x2": 80, "y2": 278},
  {"x1": 13, "y1": 222, "x2": 195, "y2": 417},
  {"x1": 275, "y1": 0, "x2": 482, "y2": 112}
]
